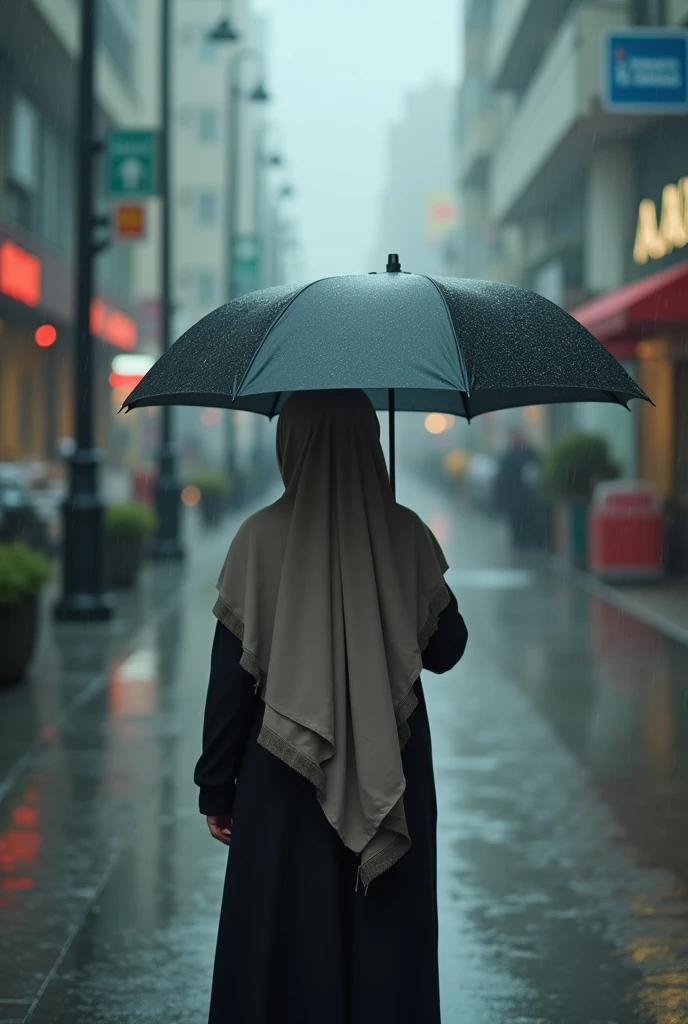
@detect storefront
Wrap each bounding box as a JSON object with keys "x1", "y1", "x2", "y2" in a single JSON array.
[
  {"x1": 0, "y1": 220, "x2": 139, "y2": 469},
  {"x1": 571, "y1": 261, "x2": 688, "y2": 572}
]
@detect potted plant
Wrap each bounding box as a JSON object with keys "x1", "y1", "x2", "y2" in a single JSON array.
[
  {"x1": 0, "y1": 542, "x2": 52, "y2": 684},
  {"x1": 105, "y1": 502, "x2": 158, "y2": 588},
  {"x1": 542, "y1": 433, "x2": 618, "y2": 565},
  {"x1": 190, "y1": 469, "x2": 230, "y2": 527}
]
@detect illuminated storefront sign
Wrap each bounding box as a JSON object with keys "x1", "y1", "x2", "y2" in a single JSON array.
[
  {"x1": 0, "y1": 241, "x2": 41, "y2": 306},
  {"x1": 34, "y1": 324, "x2": 57, "y2": 347},
  {"x1": 91, "y1": 298, "x2": 138, "y2": 350},
  {"x1": 109, "y1": 352, "x2": 155, "y2": 389},
  {"x1": 634, "y1": 177, "x2": 688, "y2": 263}
]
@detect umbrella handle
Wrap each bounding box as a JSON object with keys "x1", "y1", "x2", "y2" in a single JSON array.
[{"x1": 388, "y1": 387, "x2": 396, "y2": 497}]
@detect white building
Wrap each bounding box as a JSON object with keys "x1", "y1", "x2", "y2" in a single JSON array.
[
  {"x1": 170, "y1": 1, "x2": 281, "y2": 472},
  {"x1": 373, "y1": 82, "x2": 456, "y2": 277}
]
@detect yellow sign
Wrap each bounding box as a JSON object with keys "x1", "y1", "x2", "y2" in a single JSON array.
[
  {"x1": 113, "y1": 203, "x2": 146, "y2": 241},
  {"x1": 633, "y1": 177, "x2": 688, "y2": 264},
  {"x1": 425, "y1": 192, "x2": 457, "y2": 244}
]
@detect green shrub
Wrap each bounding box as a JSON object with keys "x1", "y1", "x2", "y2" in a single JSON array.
[
  {"x1": 105, "y1": 502, "x2": 158, "y2": 538},
  {"x1": 0, "y1": 543, "x2": 52, "y2": 606},
  {"x1": 190, "y1": 468, "x2": 230, "y2": 496},
  {"x1": 542, "y1": 432, "x2": 619, "y2": 502}
]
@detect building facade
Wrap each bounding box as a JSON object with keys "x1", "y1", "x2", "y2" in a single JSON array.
[
  {"x1": 0, "y1": 0, "x2": 146, "y2": 467},
  {"x1": 454, "y1": 0, "x2": 688, "y2": 567}
]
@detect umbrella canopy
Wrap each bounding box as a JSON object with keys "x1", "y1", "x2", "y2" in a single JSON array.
[{"x1": 123, "y1": 259, "x2": 648, "y2": 419}]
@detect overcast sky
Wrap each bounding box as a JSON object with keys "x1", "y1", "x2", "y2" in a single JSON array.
[{"x1": 253, "y1": 0, "x2": 463, "y2": 281}]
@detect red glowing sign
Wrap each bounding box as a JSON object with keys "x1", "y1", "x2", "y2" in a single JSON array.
[
  {"x1": 35, "y1": 324, "x2": 57, "y2": 347},
  {"x1": 108, "y1": 372, "x2": 144, "y2": 389},
  {"x1": 90, "y1": 298, "x2": 138, "y2": 350},
  {"x1": 0, "y1": 241, "x2": 41, "y2": 307}
]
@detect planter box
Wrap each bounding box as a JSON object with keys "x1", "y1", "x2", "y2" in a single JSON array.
[
  {"x1": 107, "y1": 534, "x2": 145, "y2": 588},
  {"x1": 0, "y1": 595, "x2": 38, "y2": 684},
  {"x1": 554, "y1": 500, "x2": 588, "y2": 566}
]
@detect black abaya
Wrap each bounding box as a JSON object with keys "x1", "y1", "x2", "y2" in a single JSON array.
[{"x1": 194, "y1": 589, "x2": 467, "y2": 1024}]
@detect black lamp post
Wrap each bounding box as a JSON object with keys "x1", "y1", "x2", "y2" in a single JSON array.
[
  {"x1": 150, "y1": 0, "x2": 184, "y2": 561},
  {"x1": 269, "y1": 181, "x2": 295, "y2": 288},
  {"x1": 223, "y1": 48, "x2": 269, "y2": 488},
  {"x1": 207, "y1": 0, "x2": 241, "y2": 43},
  {"x1": 55, "y1": 0, "x2": 114, "y2": 622},
  {"x1": 208, "y1": 17, "x2": 240, "y2": 42},
  {"x1": 227, "y1": 50, "x2": 270, "y2": 301}
]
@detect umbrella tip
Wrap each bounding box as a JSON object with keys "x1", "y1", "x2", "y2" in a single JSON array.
[{"x1": 386, "y1": 253, "x2": 401, "y2": 272}]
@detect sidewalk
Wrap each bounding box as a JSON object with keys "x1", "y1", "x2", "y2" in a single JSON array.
[
  {"x1": 549, "y1": 555, "x2": 688, "y2": 648},
  {"x1": 2, "y1": 474, "x2": 688, "y2": 1022}
]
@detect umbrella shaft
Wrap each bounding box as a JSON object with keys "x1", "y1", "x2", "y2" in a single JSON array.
[{"x1": 389, "y1": 388, "x2": 396, "y2": 497}]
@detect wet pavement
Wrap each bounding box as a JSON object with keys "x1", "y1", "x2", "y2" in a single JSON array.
[{"x1": 1, "y1": 473, "x2": 688, "y2": 1023}]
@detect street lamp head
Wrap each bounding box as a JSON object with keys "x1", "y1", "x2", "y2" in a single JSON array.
[
  {"x1": 207, "y1": 17, "x2": 241, "y2": 43},
  {"x1": 250, "y1": 82, "x2": 270, "y2": 103},
  {"x1": 268, "y1": 152, "x2": 283, "y2": 167}
]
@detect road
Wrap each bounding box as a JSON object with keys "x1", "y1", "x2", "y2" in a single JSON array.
[{"x1": 1, "y1": 471, "x2": 687, "y2": 1023}]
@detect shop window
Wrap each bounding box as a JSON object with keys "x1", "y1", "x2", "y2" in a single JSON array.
[
  {"x1": 5, "y1": 94, "x2": 39, "y2": 231},
  {"x1": 640, "y1": 351, "x2": 675, "y2": 498},
  {"x1": 18, "y1": 372, "x2": 34, "y2": 456},
  {"x1": 676, "y1": 363, "x2": 688, "y2": 500}
]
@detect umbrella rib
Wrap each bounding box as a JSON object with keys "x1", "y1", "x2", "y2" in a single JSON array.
[
  {"x1": 605, "y1": 390, "x2": 630, "y2": 410},
  {"x1": 460, "y1": 391, "x2": 472, "y2": 423},
  {"x1": 422, "y1": 275, "x2": 471, "y2": 404},
  {"x1": 269, "y1": 391, "x2": 282, "y2": 419},
  {"x1": 233, "y1": 279, "x2": 325, "y2": 399}
]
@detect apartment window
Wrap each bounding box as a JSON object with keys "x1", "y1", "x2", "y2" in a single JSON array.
[
  {"x1": 199, "y1": 34, "x2": 219, "y2": 62},
  {"x1": 198, "y1": 190, "x2": 218, "y2": 224},
  {"x1": 5, "y1": 93, "x2": 39, "y2": 230},
  {"x1": 40, "y1": 125, "x2": 70, "y2": 250},
  {"x1": 198, "y1": 108, "x2": 219, "y2": 143},
  {"x1": 197, "y1": 271, "x2": 216, "y2": 307}
]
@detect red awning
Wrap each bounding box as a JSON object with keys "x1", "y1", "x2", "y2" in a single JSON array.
[{"x1": 571, "y1": 261, "x2": 688, "y2": 343}]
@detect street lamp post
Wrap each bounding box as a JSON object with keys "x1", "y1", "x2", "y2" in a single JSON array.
[
  {"x1": 150, "y1": 0, "x2": 184, "y2": 561},
  {"x1": 224, "y1": 49, "x2": 269, "y2": 489},
  {"x1": 269, "y1": 185, "x2": 295, "y2": 287},
  {"x1": 253, "y1": 125, "x2": 284, "y2": 289},
  {"x1": 55, "y1": 0, "x2": 114, "y2": 622},
  {"x1": 228, "y1": 49, "x2": 270, "y2": 300}
]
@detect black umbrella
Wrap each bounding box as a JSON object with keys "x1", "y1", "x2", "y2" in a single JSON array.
[{"x1": 124, "y1": 255, "x2": 649, "y2": 489}]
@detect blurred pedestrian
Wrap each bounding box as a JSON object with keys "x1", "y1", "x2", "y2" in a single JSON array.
[
  {"x1": 194, "y1": 389, "x2": 468, "y2": 1024},
  {"x1": 493, "y1": 428, "x2": 542, "y2": 548}
]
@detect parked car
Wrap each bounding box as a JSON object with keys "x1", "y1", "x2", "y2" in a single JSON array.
[{"x1": 0, "y1": 464, "x2": 54, "y2": 555}]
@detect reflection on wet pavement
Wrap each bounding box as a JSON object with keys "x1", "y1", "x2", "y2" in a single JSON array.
[{"x1": 0, "y1": 479, "x2": 687, "y2": 1022}]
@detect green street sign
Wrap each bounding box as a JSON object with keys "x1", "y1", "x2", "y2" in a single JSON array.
[
  {"x1": 106, "y1": 130, "x2": 158, "y2": 196},
  {"x1": 232, "y1": 235, "x2": 261, "y2": 296}
]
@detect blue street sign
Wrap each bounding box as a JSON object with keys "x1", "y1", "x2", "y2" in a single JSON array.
[{"x1": 603, "y1": 29, "x2": 688, "y2": 114}]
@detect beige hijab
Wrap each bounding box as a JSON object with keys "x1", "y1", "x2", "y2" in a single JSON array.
[{"x1": 214, "y1": 390, "x2": 450, "y2": 888}]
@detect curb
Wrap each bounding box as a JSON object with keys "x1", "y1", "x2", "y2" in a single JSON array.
[{"x1": 548, "y1": 552, "x2": 688, "y2": 649}]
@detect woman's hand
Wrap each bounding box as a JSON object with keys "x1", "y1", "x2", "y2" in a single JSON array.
[{"x1": 206, "y1": 814, "x2": 233, "y2": 846}]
